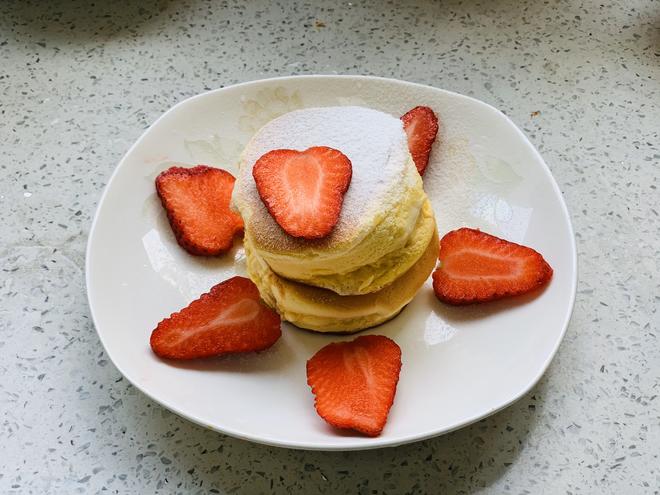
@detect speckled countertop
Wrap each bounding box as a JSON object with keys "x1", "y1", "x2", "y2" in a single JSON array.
[{"x1": 1, "y1": 0, "x2": 658, "y2": 493}]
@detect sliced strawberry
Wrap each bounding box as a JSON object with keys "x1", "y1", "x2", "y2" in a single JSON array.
[
  {"x1": 150, "y1": 276, "x2": 281, "y2": 359},
  {"x1": 252, "y1": 146, "x2": 352, "y2": 239},
  {"x1": 401, "y1": 106, "x2": 439, "y2": 175},
  {"x1": 306, "y1": 335, "x2": 402, "y2": 437},
  {"x1": 432, "y1": 228, "x2": 553, "y2": 305},
  {"x1": 156, "y1": 165, "x2": 243, "y2": 256}
]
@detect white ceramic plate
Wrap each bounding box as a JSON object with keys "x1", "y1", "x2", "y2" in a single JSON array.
[{"x1": 86, "y1": 75, "x2": 576, "y2": 450}]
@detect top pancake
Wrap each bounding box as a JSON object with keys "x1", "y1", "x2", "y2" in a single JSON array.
[{"x1": 233, "y1": 106, "x2": 430, "y2": 294}]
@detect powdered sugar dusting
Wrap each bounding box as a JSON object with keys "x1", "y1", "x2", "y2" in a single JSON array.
[{"x1": 235, "y1": 106, "x2": 411, "y2": 251}]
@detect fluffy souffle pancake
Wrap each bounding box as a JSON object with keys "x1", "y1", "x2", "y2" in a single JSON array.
[
  {"x1": 246, "y1": 228, "x2": 439, "y2": 333},
  {"x1": 233, "y1": 106, "x2": 436, "y2": 296}
]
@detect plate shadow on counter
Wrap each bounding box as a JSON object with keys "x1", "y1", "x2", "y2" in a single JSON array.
[{"x1": 2, "y1": 0, "x2": 176, "y2": 43}]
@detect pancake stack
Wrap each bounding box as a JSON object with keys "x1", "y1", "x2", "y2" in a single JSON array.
[{"x1": 233, "y1": 106, "x2": 438, "y2": 333}]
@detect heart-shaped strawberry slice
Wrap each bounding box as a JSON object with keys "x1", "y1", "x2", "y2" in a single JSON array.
[
  {"x1": 433, "y1": 228, "x2": 553, "y2": 304},
  {"x1": 150, "y1": 276, "x2": 281, "y2": 359},
  {"x1": 306, "y1": 335, "x2": 402, "y2": 437},
  {"x1": 252, "y1": 146, "x2": 352, "y2": 239},
  {"x1": 156, "y1": 165, "x2": 243, "y2": 255}
]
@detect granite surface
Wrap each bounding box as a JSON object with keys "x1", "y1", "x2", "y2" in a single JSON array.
[{"x1": 1, "y1": 0, "x2": 659, "y2": 493}]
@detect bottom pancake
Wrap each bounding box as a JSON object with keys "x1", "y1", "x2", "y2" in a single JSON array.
[{"x1": 245, "y1": 228, "x2": 439, "y2": 333}]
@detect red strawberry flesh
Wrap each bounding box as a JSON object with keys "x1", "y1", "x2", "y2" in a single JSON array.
[
  {"x1": 156, "y1": 165, "x2": 243, "y2": 256},
  {"x1": 150, "y1": 276, "x2": 281, "y2": 359},
  {"x1": 306, "y1": 335, "x2": 402, "y2": 437},
  {"x1": 401, "y1": 106, "x2": 439, "y2": 175},
  {"x1": 253, "y1": 146, "x2": 352, "y2": 239},
  {"x1": 433, "y1": 228, "x2": 553, "y2": 305}
]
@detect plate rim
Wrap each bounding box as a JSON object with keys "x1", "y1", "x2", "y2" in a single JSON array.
[{"x1": 85, "y1": 74, "x2": 578, "y2": 450}]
